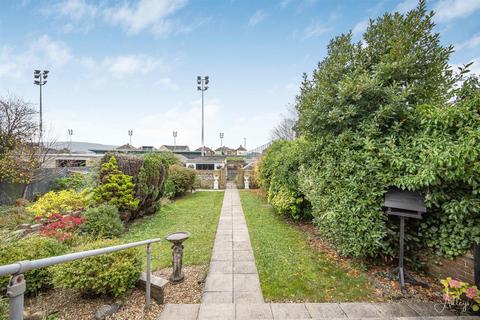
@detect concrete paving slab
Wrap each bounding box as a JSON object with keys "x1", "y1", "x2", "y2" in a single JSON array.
[
  {"x1": 159, "y1": 304, "x2": 199, "y2": 320},
  {"x1": 374, "y1": 303, "x2": 420, "y2": 318},
  {"x1": 236, "y1": 304, "x2": 273, "y2": 319},
  {"x1": 234, "y1": 274, "x2": 261, "y2": 292},
  {"x1": 198, "y1": 303, "x2": 235, "y2": 320},
  {"x1": 209, "y1": 261, "x2": 233, "y2": 274},
  {"x1": 234, "y1": 291, "x2": 264, "y2": 303},
  {"x1": 339, "y1": 303, "x2": 381, "y2": 318},
  {"x1": 234, "y1": 250, "x2": 255, "y2": 261},
  {"x1": 202, "y1": 292, "x2": 233, "y2": 303},
  {"x1": 211, "y1": 250, "x2": 233, "y2": 261},
  {"x1": 270, "y1": 303, "x2": 311, "y2": 319},
  {"x1": 304, "y1": 303, "x2": 346, "y2": 318},
  {"x1": 233, "y1": 261, "x2": 258, "y2": 274},
  {"x1": 233, "y1": 241, "x2": 251, "y2": 251},
  {"x1": 406, "y1": 302, "x2": 455, "y2": 316},
  {"x1": 205, "y1": 274, "x2": 233, "y2": 292}
]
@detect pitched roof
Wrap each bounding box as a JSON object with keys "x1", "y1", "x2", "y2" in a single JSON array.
[
  {"x1": 236, "y1": 145, "x2": 247, "y2": 151},
  {"x1": 186, "y1": 156, "x2": 226, "y2": 163},
  {"x1": 159, "y1": 145, "x2": 190, "y2": 151},
  {"x1": 195, "y1": 146, "x2": 214, "y2": 152},
  {"x1": 116, "y1": 144, "x2": 137, "y2": 150}
]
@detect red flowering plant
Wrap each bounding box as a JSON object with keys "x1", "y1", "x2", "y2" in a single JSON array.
[
  {"x1": 39, "y1": 213, "x2": 84, "y2": 242},
  {"x1": 441, "y1": 277, "x2": 480, "y2": 312}
]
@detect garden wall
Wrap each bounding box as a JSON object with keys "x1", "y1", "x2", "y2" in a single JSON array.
[
  {"x1": 427, "y1": 251, "x2": 475, "y2": 284},
  {"x1": 235, "y1": 169, "x2": 256, "y2": 189},
  {"x1": 196, "y1": 169, "x2": 226, "y2": 189}
]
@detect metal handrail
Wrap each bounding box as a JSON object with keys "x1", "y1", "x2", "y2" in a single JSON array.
[{"x1": 1, "y1": 238, "x2": 161, "y2": 320}]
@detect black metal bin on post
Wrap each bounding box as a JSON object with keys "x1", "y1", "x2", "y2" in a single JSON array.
[{"x1": 384, "y1": 188, "x2": 427, "y2": 294}]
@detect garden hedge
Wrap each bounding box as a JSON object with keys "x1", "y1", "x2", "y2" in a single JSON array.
[{"x1": 257, "y1": 1, "x2": 480, "y2": 260}]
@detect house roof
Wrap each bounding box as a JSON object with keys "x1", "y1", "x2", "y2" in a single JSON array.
[
  {"x1": 215, "y1": 146, "x2": 234, "y2": 151},
  {"x1": 195, "y1": 146, "x2": 214, "y2": 153},
  {"x1": 116, "y1": 144, "x2": 137, "y2": 151},
  {"x1": 159, "y1": 145, "x2": 190, "y2": 151},
  {"x1": 186, "y1": 156, "x2": 226, "y2": 164},
  {"x1": 236, "y1": 145, "x2": 247, "y2": 151}
]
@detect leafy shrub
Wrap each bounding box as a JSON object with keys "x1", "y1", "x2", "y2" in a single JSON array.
[
  {"x1": 0, "y1": 236, "x2": 66, "y2": 295},
  {"x1": 164, "y1": 165, "x2": 196, "y2": 198},
  {"x1": 40, "y1": 214, "x2": 84, "y2": 242},
  {"x1": 97, "y1": 153, "x2": 169, "y2": 220},
  {"x1": 0, "y1": 296, "x2": 7, "y2": 320},
  {"x1": 291, "y1": 1, "x2": 480, "y2": 258},
  {"x1": 256, "y1": 139, "x2": 311, "y2": 220},
  {"x1": 441, "y1": 277, "x2": 480, "y2": 312},
  {"x1": 92, "y1": 156, "x2": 139, "y2": 217},
  {"x1": 50, "y1": 173, "x2": 87, "y2": 191},
  {"x1": 0, "y1": 206, "x2": 33, "y2": 231},
  {"x1": 135, "y1": 153, "x2": 167, "y2": 216},
  {"x1": 26, "y1": 190, "x2": 85, "y2": 218},
  {"x1": 81, "y1": 205, "x2": 123, "y2": 239},
  {"x1": 53, "y1": 239, "x2": 142, "y2": 297}
]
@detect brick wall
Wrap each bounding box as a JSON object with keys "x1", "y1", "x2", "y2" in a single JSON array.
[
  {"x1": 427, "y1": 251, "x2": 475, "y2": 284},
  {"x1": 195, "y1": 169, "x2": 226, "y2": 189}
]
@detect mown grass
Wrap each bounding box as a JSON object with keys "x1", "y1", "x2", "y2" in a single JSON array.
[
  {"x1": 240, "y1": 190, "x2": 373, "y2": 302},
  {"x1": 121, "y1": 191, "x2": 224, "y2": 270}
]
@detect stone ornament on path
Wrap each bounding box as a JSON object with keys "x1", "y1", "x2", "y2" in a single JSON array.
[
  {"x1": 213, "y1": 175, "x2": 219, "y2": 190},
  {"x1": 244, "y1": 176, "x2": 250, "y2": 189},
  {"x1": 166, "y1": 231, "x2": 191, "y2": 283}
]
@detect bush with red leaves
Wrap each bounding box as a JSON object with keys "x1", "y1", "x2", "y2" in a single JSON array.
[{"x1": 40, "y1": 214, "x2": 84, "y2": 242}]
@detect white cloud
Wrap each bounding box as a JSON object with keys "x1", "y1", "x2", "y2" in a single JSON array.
[
  {"x1": 104, "y1": 55, "x2": 163, "y2": 77},
  {"x1": 455, "y1": 33, "x2": 480, "y2": 51},
  {"x1": 395, "y1": 0, "x2": 418, "y2": 13},
  {"x1": 248, "y1": 10, "x2": 266, "y2": 27},
  {"x1": 434, "y1": 0, "x2": 480, "y2": 22},
  {"x1": 467, "y1": 58, "x2": 480, "y2": 76},
  {"x1": 279, "y1": 0, "x2": 292, "y2": 8},
  {"x1": 154, "y1": 77, "x2": 179, "y2": 90},
  {"x1": 42, "y1": 0, "x2": 98, "y2": 33},
  {"x1": 104, "y1": 0, "x2": 187, "y2": 37},
  {"x1": 352, "y1": 19, "x2": 369, "y2": 37},
  {"x1": 302, "y1": 23, "x2": 332, "y2": 40},
  {"x1": 0, "y1": 35, "x2": 71, "y2": 78}
]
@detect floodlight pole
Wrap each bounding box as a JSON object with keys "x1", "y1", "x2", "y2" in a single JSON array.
[
  {"x1": 219, "y1": 132, "x2": 224, "y2": 155},
  {"x1": 173, "y1": 131, "x2": 177, "y2": 151},
  {"x1": 34, "y1": 70, "x2": 49, "y2": 144},
  {"x1": 243, "y1": 137, "x2": 246, "y2": 149},
  {"x1": 128, "y1": 130, "x2": 133, "y2": 145},
  {"x1": 197, "y1": 76, "x2": 209, "y2": 157}
]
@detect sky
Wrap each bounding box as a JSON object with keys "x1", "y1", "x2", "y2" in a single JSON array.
[{"x1": 1, "y1": 0, "x2": 480, "y2": 150}]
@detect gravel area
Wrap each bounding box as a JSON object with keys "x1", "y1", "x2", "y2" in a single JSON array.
[{"x1": 24, "y1": 265, "x2": 207, "y2": 320}]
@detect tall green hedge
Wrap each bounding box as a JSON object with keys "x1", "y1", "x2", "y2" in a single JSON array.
[
  {"x1": 256, "y1": 139, "x2": 311, "y2": 220},
  {"x1": 258, "y1": 1, "x2": 480, "y2": 260}
]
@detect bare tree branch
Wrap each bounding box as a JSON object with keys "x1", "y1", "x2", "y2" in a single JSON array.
[{"x1": 270, "y1": 106, "x2": 297, "y2": 141}]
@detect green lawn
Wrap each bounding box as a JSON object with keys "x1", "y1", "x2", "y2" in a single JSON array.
[
  {"x1": 121, "y1": 191, "x2": 224, "y2": 270},
  {"x1": 240, "y1": 190, "x2": 373, "y2": 302}
]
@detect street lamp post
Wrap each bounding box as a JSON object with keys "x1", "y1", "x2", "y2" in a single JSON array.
[
  {"x1": 219, "y1": 132, "x2": 224, "y2": 155},
  {"x1": 173, "y1": 131, "x2": 178, "y2": 151},
  {"x1": 128, "y1": 130, "x2": 133, "y2": 145},
  {"x1": 34, "y1": 70, "x2": 49, "y2": 144},
  {"x1": 197, "y1": 76, "x2": 209, "y2": 156}
]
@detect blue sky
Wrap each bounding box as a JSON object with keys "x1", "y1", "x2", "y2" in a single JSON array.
[{"x1": 1, "y1": 0, "x2": 479, "y2": 150}]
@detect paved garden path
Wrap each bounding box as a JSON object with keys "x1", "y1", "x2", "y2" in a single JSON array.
[{"x1": 159, "y1": 185, "x2": 479, "y2": 319}]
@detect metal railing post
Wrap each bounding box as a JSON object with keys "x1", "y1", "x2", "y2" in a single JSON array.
[
  {"x1": 145, "y1": 244, "x2": 151, "y2": 309},
  {"x1": 7, "y1": 274, "x2": 26, "y2": 320}
]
